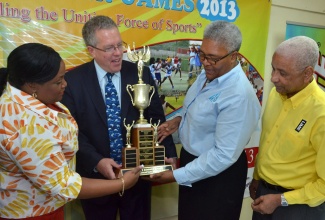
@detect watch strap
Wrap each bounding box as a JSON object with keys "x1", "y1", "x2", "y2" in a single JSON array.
[{"x1": 281, "y1": 194, "x2": 288, "y2": 206}]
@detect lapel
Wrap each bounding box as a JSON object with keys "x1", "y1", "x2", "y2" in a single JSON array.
[
  {"x1": 83, "y1": 61, "x2": 107, "y2": 125},
  {"x1": 120, "y1": 61, "x2": 137, "y2": 119}
]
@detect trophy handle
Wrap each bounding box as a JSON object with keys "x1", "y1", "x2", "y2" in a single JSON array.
[
  {"x1": 149, "y1": 86, "x2": 155, "y2": 105},
  {"x1": 126, "y1": 84, "x2": 135, "y2": 106}
]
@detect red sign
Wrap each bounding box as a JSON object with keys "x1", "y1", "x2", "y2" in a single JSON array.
[{"x1": 245, "y1": 146, "x2": 259, "y2": 168}]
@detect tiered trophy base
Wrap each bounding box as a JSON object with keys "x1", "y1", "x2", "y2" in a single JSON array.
[{"x1": 120, "y1": 125, "x2": 173, "y2": 176}]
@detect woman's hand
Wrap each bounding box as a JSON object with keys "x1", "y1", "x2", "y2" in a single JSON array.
[
  {"x1": 122, "y1": 165, "x2": 143, "y2": 189},
  {"x1": 158, "y1": 116, "x2": 181, "y2": 142}
]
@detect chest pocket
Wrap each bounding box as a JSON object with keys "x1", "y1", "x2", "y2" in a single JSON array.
[{"x1": 275, "y1": 130, "x2": 306, "y2": 160}]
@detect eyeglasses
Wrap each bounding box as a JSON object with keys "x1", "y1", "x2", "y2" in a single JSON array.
[
  {"x1": 90, "y1": 41, "x2": 127, "y2": 53},
  {"x1": 199, "y1": 50, "x2": 235, "y2": 65}
]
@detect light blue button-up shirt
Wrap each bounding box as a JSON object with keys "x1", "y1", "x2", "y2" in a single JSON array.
[
  {"x1": 173, "y1": 63, "x2": 261, "y2": 186},
  {"x1": 94, "y1": 60, "x2": 121, "y2": 105}
]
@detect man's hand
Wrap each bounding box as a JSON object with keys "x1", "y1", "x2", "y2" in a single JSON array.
[
  {"x1": 96, "y1": 158, "x2": 122, "y2": 179},
  {"x1": 249, "y1": 179, "x2": 260, "y2": 200},
  {"x1": 158, "y1": 116, "x2": 181, "y2": 142},
  {"x1": 251, "y1": 194, "x2": 281, "y2": 215}
]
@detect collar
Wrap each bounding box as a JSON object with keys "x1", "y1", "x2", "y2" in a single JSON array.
[
  {"x1": 94, "y1": 60, "x2": 121, "y2": 81},
  {"x1": 279, "y1": 79, "x2": 318, "y2": 109},
  {"x1": 5, "y1": 83, "x2": 71, "y2": 125},
  {"x1": 200, "y1": 62, "x2": 242, "y2": 87}
]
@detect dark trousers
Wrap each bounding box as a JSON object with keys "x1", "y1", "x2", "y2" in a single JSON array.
[
  {"x1": 80, "y1": 179, "x2": 151, "y2": 220},
  {"x1": 178, "y1": 148, "x2": 247, "y2": 220},
  {"x1": 253, "y1": 181, "x2": 325, "y2": 220}
]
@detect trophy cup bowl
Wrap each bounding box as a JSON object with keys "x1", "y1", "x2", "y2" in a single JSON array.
[{"x1": 126, "y1": 84, "x2": 154, "y2": 124}]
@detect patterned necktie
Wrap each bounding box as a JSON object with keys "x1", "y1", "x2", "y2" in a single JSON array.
[{"x1": 105, "y1": 73, "x2": 123, "y2": 164}]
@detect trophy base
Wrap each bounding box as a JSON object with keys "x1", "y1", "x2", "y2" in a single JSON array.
[
  {"x1": 120, "y1": 164, "x2": 173, "y2": 176},
  {"x1": 133, "y1": 123, "x2": 151, "y2": 128}
]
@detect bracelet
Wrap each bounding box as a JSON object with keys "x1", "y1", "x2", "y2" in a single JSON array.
[{"x1": 119, "y1": 177, "x2": 125, "y2": 197}]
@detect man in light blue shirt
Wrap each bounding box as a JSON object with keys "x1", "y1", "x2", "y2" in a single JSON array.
[{"x1": 152, "y1": 21, "x2": 261, "y2": 220}]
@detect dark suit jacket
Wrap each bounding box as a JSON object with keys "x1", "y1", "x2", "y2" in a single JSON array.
[{"x1": 62, "y1": 60, "x2": 177, "y2": 179}]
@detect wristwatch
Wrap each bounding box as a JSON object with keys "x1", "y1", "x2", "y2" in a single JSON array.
[{"x1": 281, "y1": 194, "x2": 288, "y2": 206}]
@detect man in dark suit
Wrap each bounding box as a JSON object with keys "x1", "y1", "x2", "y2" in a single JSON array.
[{"x1": 61, "y1": 15, "x2": 177, "y2": 220}]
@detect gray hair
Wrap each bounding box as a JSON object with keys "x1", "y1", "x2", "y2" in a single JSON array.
[
  {"x1": 275, "y1": 36, "x2": 319, "y2": 71},
  {"x1": 203, "y1": 21, "x2": 242, "y2": 52},
  {"x1": 82, "y1": 15, "x2": 118, "y2": 47}
]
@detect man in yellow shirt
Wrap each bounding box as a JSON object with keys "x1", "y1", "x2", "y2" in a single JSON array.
[{"x1": 250, "y1": 36, "x2": 325, "y2": 219}]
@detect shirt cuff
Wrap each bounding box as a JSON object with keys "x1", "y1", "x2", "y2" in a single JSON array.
[{"x1": 173, "y1": 167, "x2": 192, "y2": 187}]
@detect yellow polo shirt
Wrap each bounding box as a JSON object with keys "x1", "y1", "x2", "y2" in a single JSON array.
[{"x1": 254, "y1": 79, "x2": 325, "y2": 207}]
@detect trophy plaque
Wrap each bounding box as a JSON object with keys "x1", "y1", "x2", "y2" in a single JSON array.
[{"x1": 120, "y1": 43, "x2": 173, "y2": 176}]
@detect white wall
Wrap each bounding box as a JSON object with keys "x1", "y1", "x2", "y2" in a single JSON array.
[{"x1": 240, "y1": 1, "x2": 325, "y2": 219}]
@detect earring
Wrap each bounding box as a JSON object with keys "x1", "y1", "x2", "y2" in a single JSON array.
[{"x1": 32, "y1": 92, "x2": 37, "y2": 98}]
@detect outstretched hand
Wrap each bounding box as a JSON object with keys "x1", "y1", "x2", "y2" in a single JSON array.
[
  {"x1": 123, "y1": 165, "x2": 143, "y2": 190},
  {"x1": 158, "y1": 116, "x2": 181, "y2": 142},
  {"x1": 142, "y1": 157, "x2": 178, "y2": 184},
  {"x1": 149, "y1": 170, "x2": 176, "y2": 184}
]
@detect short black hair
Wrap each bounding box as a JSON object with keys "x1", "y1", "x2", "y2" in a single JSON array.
[{"x1": 3, "y1": 43, "x2": 61, "y2": 92}]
